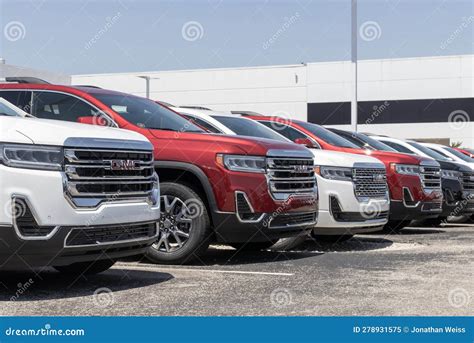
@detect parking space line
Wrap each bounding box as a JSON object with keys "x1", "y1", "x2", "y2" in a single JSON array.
[{"x1": 115, "y1": 263, "x2": 294, "y2": 276}]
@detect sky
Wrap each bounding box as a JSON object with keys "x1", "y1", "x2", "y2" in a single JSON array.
[{"x1": 0, "y1": 0, "x2": 473, "y2": 75}]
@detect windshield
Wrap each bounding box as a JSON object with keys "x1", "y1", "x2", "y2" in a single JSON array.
[
  {"x1": 354, "y1": 133, "x2": 397, "y2": 152},
  {"x1": 295, "y1": 121, "x2": 359, "y2": 148},
  {"x1": 407, "y1": 141, "x2": 451, "y2": 161},
  {"x1": 444, "y1": 146, "x2": 474, "y2": 162},
  {"x1": 213, "y1": 116, "x2": 288, "y2": 142},
  {"x1": 0, "y1": 99, "x2": 22, "y2": 117},
  {"x1": 93, "y1": 94, "x2": 204, "y2": 132}
]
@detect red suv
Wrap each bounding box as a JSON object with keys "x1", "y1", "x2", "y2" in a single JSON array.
[
  {"x1": 0, "y1": 81, "x2": 318, "y2": 264},
  {"x1": 246, "y1": 116, "x2": 443, "y2": 232}
]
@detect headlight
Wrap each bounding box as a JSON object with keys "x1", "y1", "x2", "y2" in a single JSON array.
[
  {"x1": 217, "y1": 154, "x2": 266, "y2": 173},
  {"x1": 316, "y1": 166, "x2": 352, "y2": 181},
  {"x1": 392, "y1": 163, "x2": 420, "y2": 176},
  {"x1": 440, "y1": 169, "x2": 461, "y2": 180},
  {"x1": 0, "y1": 144, "x2": 63, "y2": 171}
]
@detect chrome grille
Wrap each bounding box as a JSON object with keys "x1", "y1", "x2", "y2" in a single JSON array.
[
  {"x1": 352, "y1": 168, "x2": 388, "y2": 199},
  {"x1": 461, "y1": 171, "x2": 474, "y2": 191},
  {"x1": 267, "y1": 158, "x2": 316, "y2": 200},
  {"x1": 64, "y1": 148, "x2": 155, "y2": 205},
  {"x1": 420, "y1": 166, "x2": 441, "y2": 190}
]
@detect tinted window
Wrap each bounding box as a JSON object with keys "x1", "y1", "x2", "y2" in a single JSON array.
[
  {"x1": 428, "y1": 147, "x2": 451, "y2": 158},
  {"x1": 380, "y1": 140, "x2": 414, "y2": 154},
  {"x1": 258, "y1": 121, "x2": 308, "y2": 142},
  {"x1": 352, "y1": 133, "x2": 397, "y2": 152},
  {"x1": 295, "y1": 121, "x2": 359, "y2": 148},
  {"x1": 0, "y1": 91, "x2": 32, "y2": 113},
  {"x1": 444, "y1": 146, "x2": 474, "y2": 162},
  {"x1": 214, "y1": 116, "x2": 288, "y2": 142},
  {"x1": 32, "y1": 91, "x2": 99, "y2": 122},
  {"x1": 406, "y1": 141, "x2": 450, "y2": 161},
  {"x1": 93, "y1": 94, "x2": 203, "y2": 132},
  {"x1": 181, "y1": 114, "x2": 221, "y2": 133}
]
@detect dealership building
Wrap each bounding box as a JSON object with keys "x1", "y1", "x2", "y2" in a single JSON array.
[{"x1": 2, "y1": 54, "x2": 473, "y2": 147}]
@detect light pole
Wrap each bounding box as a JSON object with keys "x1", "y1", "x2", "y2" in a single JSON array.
[
  {"x1": 351, "y1": 0, "x2": 358, "y2": 132},
  {"x1": 137, "y1": 76, "x2": 160, "y2": 99}
]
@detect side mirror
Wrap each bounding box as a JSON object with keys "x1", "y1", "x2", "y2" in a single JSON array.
[
  {"x1": 294, "y1": 138, "x2": 317, "y2": 148},
  {"x1": 77, "y1": 116, "x2": 109, "y2": 126}
]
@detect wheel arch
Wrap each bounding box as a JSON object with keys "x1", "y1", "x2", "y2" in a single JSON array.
[{"x1": 154, "y1": 161, "x2": 219, "y2": 225}]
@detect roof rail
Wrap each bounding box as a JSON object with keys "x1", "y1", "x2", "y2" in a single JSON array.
[
  {"x1": 156, "y1": 100, "x2": 175, "y2": 107},
  {"x1": 231, "y1": 110, "x2": 264, "y2": 116},
  {"x1": 179, "y1": 105, "x2": 212, "y2": 111},
  {"x1": 4, "y1": 76, "x2": 50, "y2": 84},
  {"x1": 73, "y1": 85, "x2": 102, "y2": 89}
]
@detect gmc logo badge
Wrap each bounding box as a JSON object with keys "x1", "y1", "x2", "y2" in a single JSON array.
[
  {"x1": 110, "y1": 160, "x2": 139, "y2": 171},
  {"x1": 293, "y1": 165, "x2": 309, "y2": 172},
  {"x1": 373, "y1": 174, "x2": 385, "y2": 182}
]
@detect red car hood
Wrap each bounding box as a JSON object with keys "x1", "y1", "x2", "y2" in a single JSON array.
[{"x1": 147, "y1": 129, "x2": 312, "y2": 157}]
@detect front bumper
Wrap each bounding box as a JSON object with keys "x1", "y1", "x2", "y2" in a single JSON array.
[
  {"x1": 212, "y1": 210, "x2": 317, "y2": 243},
  {"x1": 0, "y1": 166, "x2": 160, "y2": 228},
  {"x1": 389, "y1": 199, "x2": 442, "y2": 220},
  {"x1": 0, "y1": 222, "x2": 158, "y2": 269},
  {"x1": 214, "y1": 190, "x2": 317, "y2": 243},
  {"x1": 313, "y1": 177, "x2": 389, "y2": 234}
]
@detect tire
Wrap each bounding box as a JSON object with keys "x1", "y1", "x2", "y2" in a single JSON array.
[
  {"x1": 230, "y1": 240, "x2": 278, "y2": 251},
  {"x1": 382, "y1": 220, "x2": 411, "y2": 234},
  {"x1": 54, "y1": 259, "x2": 115, "y2": 275},
  {"x1": 311, "y1": 234, "x2": 354, "y2": 243},
  {"x1": 145, "y1": 182, "x2": 211, "y2": 265}
]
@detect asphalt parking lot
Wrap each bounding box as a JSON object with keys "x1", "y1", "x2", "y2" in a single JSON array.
[{"x1": 0, "y1": 223, "x2": 472, "y2": 316}]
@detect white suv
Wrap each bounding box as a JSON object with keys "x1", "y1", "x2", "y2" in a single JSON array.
[
  {"x1": 174, "y1": 108, "x2": 390, "y2": 241},
  {"x1": 0, "y1": 98, "x2": 160, "y2": 274}
]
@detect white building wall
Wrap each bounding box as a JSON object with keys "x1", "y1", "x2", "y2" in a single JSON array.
[
  {"x1": 73, "y1": 64, "x2": 308, "y2": 122},
  {"x1": 0, "y1": 63, "x2": 71, "y2": 85},
  {"x1": 73, "y1": 55, "x2": 474, "y2": 148}
]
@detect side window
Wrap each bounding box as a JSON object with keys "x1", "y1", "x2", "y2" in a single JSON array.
[
  {"x1": 381, "y1": 140, "x2": 413, "y2": 154},
  {"x1": 0, "y1": 91, "x2": 32, "y2": 113},
  {"x1": 32, "y1": 91, "x2": 99, "y2": 122},
  {"x1": 258, "y1": 121, "x2": 307, "y2": 141},
  {"x1": 181, "y1": 114, "x2": 222, "y2": 134}
]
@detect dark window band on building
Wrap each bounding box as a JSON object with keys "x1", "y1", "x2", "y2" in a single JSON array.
[{"x1": 307, "y1": 98, "x2": 473, "y2": 125}]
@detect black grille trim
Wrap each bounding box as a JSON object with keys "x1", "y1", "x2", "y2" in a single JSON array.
[{"x1": 65, "y1": 222, "x2": 157, "y2": 247}]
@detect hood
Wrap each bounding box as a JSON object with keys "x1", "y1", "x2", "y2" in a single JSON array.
[
  {"x1": 148, "y1": 129, "x2": 313, "y2": 157},
  {"x1": 366, "y1": 149, "x2": 438, "y2": 166},
  {"x1": 440, "y1": 160, "x2": 473, "y2": 173},
  {"x1": 310, "y1": 149, "x2": 385, "y2": 168},
  {"x1": 1, "y1": 116, "x2": 150, "y2": 147}
]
